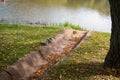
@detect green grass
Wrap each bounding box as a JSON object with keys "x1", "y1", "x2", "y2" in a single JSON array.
[
  {"x1": 62, "y1": 22, "x2": 83, "y2": 30},
  {"x1": 1, "y1": 23, "x2": 118, "y2": 79},
  {"x1": 43, "y1": 32, "x2": 120, "y2": 80},
  {"x1": 0, "y1": 23, "x2": 81, "y2": 71}
]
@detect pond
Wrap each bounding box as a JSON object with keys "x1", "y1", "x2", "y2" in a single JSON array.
[{"x1": 0, "y1": 0, "x2": 111, "y2": 32}]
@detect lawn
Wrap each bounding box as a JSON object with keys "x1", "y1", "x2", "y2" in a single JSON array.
[
  {"x1": 1, "y1": 23, "x2": 118, "y2": 80},
  {"x1": 0, "y1": 23, "x2": 81, "y2": 71},
  {"x1": 43, "y1": 32, "x2": 120, "y2": 80}
]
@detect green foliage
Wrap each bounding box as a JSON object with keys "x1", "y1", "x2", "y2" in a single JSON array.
[{"x1": 63, "y1": 22, "x2": 83, "y2": 30}]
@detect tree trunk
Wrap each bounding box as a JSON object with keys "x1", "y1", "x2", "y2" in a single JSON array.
[{"x1": 104, "y1": 0, "x2": 120, "y2": 69}]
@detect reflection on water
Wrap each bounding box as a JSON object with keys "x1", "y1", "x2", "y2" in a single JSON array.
[{"x1": 0, "y1": 0, "x2": 111, "y2": 32}]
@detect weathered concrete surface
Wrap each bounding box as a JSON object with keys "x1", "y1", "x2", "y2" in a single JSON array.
[
  {"x1": 40, "y1": 29, "x2": 87, "y2": 58},
  {"x1": 0, "y1": 71, "x2": 12, "y2": 80},
  {"x1": 0, "y1": 29, "x2": 89, "y2": 80},
  {"x1": 30, "y1": 29, "x2": 88, "y2": 79},
  {"x1": 0, "y1": 51, "x2": 48, "y2": 80}
]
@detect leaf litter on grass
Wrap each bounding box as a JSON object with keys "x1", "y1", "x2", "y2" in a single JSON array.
[{"x1": 42, "y1": 32, "x2": 120, "y2": 80}]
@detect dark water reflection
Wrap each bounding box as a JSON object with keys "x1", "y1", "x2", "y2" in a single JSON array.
[{"x1": 0, "y1": 0, "x2": 111, "y2": 32}]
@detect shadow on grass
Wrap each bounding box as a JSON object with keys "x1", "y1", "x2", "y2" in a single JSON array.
[{"x1": 44, "y1": 62, "x2": 119, "y2": 80}]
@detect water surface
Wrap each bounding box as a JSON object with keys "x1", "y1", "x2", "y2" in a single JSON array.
[{"x1": 0, "y1": 0, "x2": 111, "y2": 32}]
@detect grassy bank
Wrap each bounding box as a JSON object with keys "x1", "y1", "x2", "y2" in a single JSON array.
[
  {"x1": 1, "y1": 23, "x2": 117, "y2": 79},
  {"x1": 0, "y1": 23, "x2": 82, "y2": 71},
  {"x1": 43, "y1": 32, "x2": 120, "y2": 80}
]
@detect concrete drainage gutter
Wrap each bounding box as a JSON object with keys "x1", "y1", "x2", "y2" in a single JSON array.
[{"x1": 0, "y1": 29, "x2": 93, "y2": 80}]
